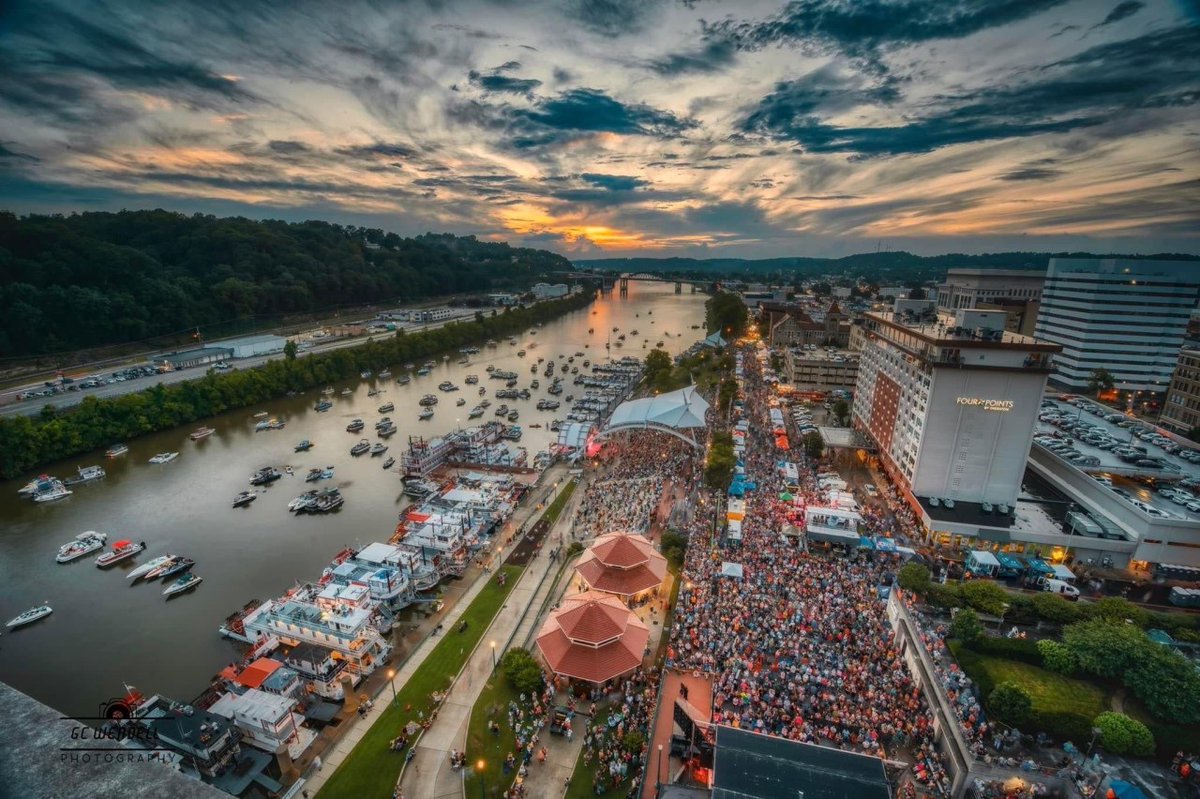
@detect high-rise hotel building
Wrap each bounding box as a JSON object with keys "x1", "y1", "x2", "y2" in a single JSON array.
[
  {"x1": 1034, "y1": 258, "x2": 1200, "y2": 394},
  {"x1": 852, "y1": 301, "x2": 1061, "y2": 521}
]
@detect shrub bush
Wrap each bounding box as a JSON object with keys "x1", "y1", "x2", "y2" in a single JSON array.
[
  {"x1": 1125, "y1": 646, "x2": 1200, "y2": 725},
  {"x1": 501, "y1": 647, "x2": 544, "y2": 695},
  {"x1": 1036, "y1": 640, "x2": 1078, "y2": 675},
  {"x1": 1062, "y1": 620, "x2": 1150, "y2": 680},
  {"x1": 927, "y1": 583, "x2": 962, "y2": 609},
  {"x1": 951, "y1": 608, "x2": 984, "y2": 644},
  {"x1": 959, "y1": 580, "x2": 1011, "y2": 616},
  {"x1": 989, "y1": 682, "x2": 1032, "y2": 726},
  {"x1": 1094, "y1": 712, "x2": 1155, "y2": 757},
  {"x1": 1031, "y1": 592, "x2": 1081, "y2": 625},
  {"x1": 898, "y1": 563, "x2": 931, "y2": 594},
  {"x1": 965, "y1": 635, "x2": 1044, "y2": 667},
  {"x1": 1029, "y1": 710, "x2": 1099, "y2": 745}
]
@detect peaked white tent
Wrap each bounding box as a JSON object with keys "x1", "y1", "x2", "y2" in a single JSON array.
[
  {"x1": 701, "y1": 331, "x2": 728, "y2": 348},
  {"x1": 595, "y1": 385, "x2": 711, "y2": 449}
]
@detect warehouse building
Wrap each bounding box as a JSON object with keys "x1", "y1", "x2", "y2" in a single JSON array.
[
  {"x1": 222, "y1": 334, "x2": 288, "y2": 359},
  {"x1": 156, "y1": 346, "x2": 234, "y2": 370}
]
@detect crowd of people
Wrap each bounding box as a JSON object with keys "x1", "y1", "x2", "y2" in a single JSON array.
[
  {"x1": 576, "y1": 670, "x2": 655, "y2": 796},
  {"x1": 573, "y1": 434, "x2": 699, "y2": 539},
  {"x1": 667, "y1": 344, "x2": 953, "y2": 796}
]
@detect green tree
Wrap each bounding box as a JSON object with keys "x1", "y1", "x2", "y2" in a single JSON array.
[
  {"x1": 660, "y1": 530, "x2": 688, "y2": 571},
  {"x1": 704, "y1": 431, "x2": 737, "y2": 490},
  {"x1": 1087, "y1": 368, "x2": 1115, "y2": 397},
  {"x1": 951, "y1": 608, "x2": 985, "y2": 643},
  {"x1": 623, "y1": 729, "x2": 646, "y2": 753},
  {"x1": 1093, "y1": 712, "x2": 1155, "y2": 756},
  {"x1": 802, "y1": 430, "x2": 824, "y2": 460},
  {"x1": 704, "y1": 291, "x2": 748, "y2": 339},
  {"x1": 283, "y1": 339, "x2": 298, "y2": 361},
  {"x1": 908, "y1": 286, "x2": 927, "y2": 300},
  {"x1": 1031, "y1": 592, "x2": 1080, "y2": 625},
  {"x1": 644, "y1": 348, "x2": 672, "y2": 375},
  {"x1": 501, "y1": 648, "x2": 545, "y2": 695},
  {"x1": 988, "y1": 682, "x2": 1032, "y2": 726},
  {"x1": 1036, "y1": 640, "x2": 1079, "y2": 675},
  {"x1": 959, "y1": 580, "x2": 1011, "y2": 616},
  {"x1": 831, "y1": 399, "x2": 849, "y2": 426},
  {"x1": 1124, "y1": 645, "x2": 1200, "y2": 724},
  {"x1": 897, "y1": 563, "x2": 931, "y2": 595},
  {"x1": 1062, "y1": 620, "x2": 1150, "y2": 680},
  {"x1": 1090, "y1": 596, "x2": 1148, "y2": 627}
]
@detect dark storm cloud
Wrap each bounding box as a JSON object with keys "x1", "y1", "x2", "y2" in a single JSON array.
[
  {"x1": 579, "y1": 173, "x2": 650, "y2": 191},
  {"x1": 0, "y1": 142, "x2": 39, "y2": 162},
  {"x1": 1095, "y1": 1, "x2": 1145, "y2": 27},
  {"x1": 468, "y1": 69, "x2": 543, "y2": 96},
  {"x1": 706, "y1": 0, "x2": 1070, "y2": 65},
  {"x1": 648, "y1": 37, "x2": 737, "y2": 75},
  {"x1": 998, "y1": 167, "x2": 1064, "y2": 181},
  {"x1": 334, "y1": 142, "x2": 418, "y2": 160},
  {"x1": 268, "y1": 140, "x2": 311, "y2": 155},
  {"x1": 741, "y1": 27, "x2": 1200, "y2": 157},
  {"x1": 569, "y1": 0, "x2": 659, "y2": 37}
]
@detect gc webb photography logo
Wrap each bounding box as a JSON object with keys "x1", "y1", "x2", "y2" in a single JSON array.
[{"x1": 58, "y1": 695, "x2": 176, "y2": 766}]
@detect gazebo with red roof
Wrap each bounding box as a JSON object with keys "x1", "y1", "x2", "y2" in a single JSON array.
[
  {"x1": 536, "y1": 591, "x2": 649, "y2": 684},
  {"x1": 575, "y1": 531, "x2": 667, "y2": 601}
]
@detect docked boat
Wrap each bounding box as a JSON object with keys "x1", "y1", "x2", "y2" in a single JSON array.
[
  {"x1": 232, "y1": 490, "x2": 257, "y2": 507},
  {"x1": 314, "y1": 400, "x2": 333, "y2": 412},
  {"x1": 145, "y1": 556, "x2": 183, "y2": 580},
  {"x1": 340, "y1": 388, "x2": 352, "y2": 396},
  {"x1": 351, "y1": 439, "x2": 370, "y2": 456},
  {"x1": 295, "y1": 440, "x2": 314, "y2": 452},
  {"x1": 159, "y1": 557, "x2": 194, "y2": 579},
  {"x1": 27, "y1": 475, "x2": 72, "y2": 503},
  {"x1": 419, "y1": 408, "x2": 434, "y2": 420},
  {"x1": 379, "y1": 402, "x2": 395, "y2": 413},
  {"x1": 367, "y1": 389, "x2": 380, "y2": 397},
  {"x1": 456, "y1": 398, "x2": 466, "y2": 406},
  {"x1": 95, "y1": 539, "x2": 145, "y2": 567},
  {"x1": 105, "y1": 443, "x2": 129, "y2": 458},
  {"x1": 304, "y1": 467, "x2": 334, "y2": 482},
  {"x1": 254, "y1": 419, "x2": 271, "y2": 431},
  {"x1": 487, "y1": 339, "x2": 498, "y2": 347},
  {"x1": 403, "y1": 478, "x2": 440, "y2": 499},
  {"x1": 289, "y1": 490, "x2": 319, "y2": 511},
  {"x1": 347, "y1": 418, "x2": 365, "y2": 432},
  {"x1": 507, "y1": 410, "x2": 519, "y2": 421},
  {"x1": 416, "y1": 366, "x2": 431, "y2": 376},
  {"x1": 503, "y1": 425, "x2": 522, "y2": 441},
  {"x1": 378, "y1": 421, "x2": 398, "y2": 437},
  {"x1": 468, "y1": 405, "x2": 484, "y2": 418},
  {"x1": 376, "y1": 416, "x2": 393, "y2": 429},
  {"x1": 495, "y1": 404, "x2": 509, "y2": 417},
  {"x1": 6, "y1": 605, "x2": 52, "y2": 629},
  {"x1": 370, "y1": 443, "x2": 388, "y2": 456},
  {"x1": 63, "y1": 465, "x2": 106, "y2": 486},
  {"x1": 360, "y1": 370, "x2": 372, "y2": 379},
  {"x1": 322, "y1": 386, "x2": 335, "y2": 395},
  {"x1": 419, "y1": 394, "x2": 439, "y2": 406},
  {"x1": 129, "y1": 555, "x2": 175, "y2": 581},
  {"x1": 396, "y1": 375, "x2": 411, "y2": 385},
  {"x1": 379, "y1": 368, "x2": 392, "y2": 378},
  {"x1": 438, "y1": 381, "x2": 458, "y2": 392},
  {"x1": 56, "y1": 531, "x2": 108, "y2": 563},
  {"x1": 309, "y1": 487, "x2": 344, "y2": 512},
  {"x1": 479, "y1": 387, "x2": 486, "y2": 396},
  {"x1": 249, "y1": 467, "x2": 282, "y2": 486},
  {"x1": 190, "y1": 426, "x2": 216, "y2": 441},
  {"x1": 518, "y1": 350, "x2": 526, "y2": 357},
  {"x1": 531, "y1": 380, "x2": 540, "y2": 389},
  {"x1": 479, "y1": 399, "x2": 491, "y2": 408},
  {"x1": 253, "y1": 411, "x2": 270, "y2": 419},
  {"x1": 163, "y1": 573, "x2": 203, "y2": 596},
  {"x1": 537, "y1": 399, "x2": 560, "y2": 410},
  {"x1": 465, "y1": 374, "x2": 479, "y2": 384},
  {"x1": 382, "y1": 456, "x2": 396, "y2": 469}
]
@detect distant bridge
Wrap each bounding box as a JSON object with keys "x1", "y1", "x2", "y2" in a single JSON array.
[{"x1": 555, "y1": 271, "x2": 709, "y2": 295}]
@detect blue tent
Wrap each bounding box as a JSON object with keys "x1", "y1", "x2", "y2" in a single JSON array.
[
  {"x1": 1107, "y1": 780, "x2": 1147, "y2": 799},
  {"x1": 858, "y1": 537, "x2": 875, "y2": 549},
  {"x1": 1024, "y1": 557, "x2": 1054, "y2": 576},
  {"x1": 875, "y1": 538, "x2": 897, "y2": 552}
]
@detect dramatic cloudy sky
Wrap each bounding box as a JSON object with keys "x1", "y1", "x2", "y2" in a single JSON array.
[{"x1": 1, "y1": 0, "x2": 1197, "y2": 258}]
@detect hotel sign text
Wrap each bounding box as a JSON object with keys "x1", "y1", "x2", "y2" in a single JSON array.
[{"x1": 956, "y1": 397, "x2": 1014, "y2": 412}]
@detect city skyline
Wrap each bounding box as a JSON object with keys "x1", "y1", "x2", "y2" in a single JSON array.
[{"x1": 1, "y1": 0, "x2": 1197, "y2": 258}]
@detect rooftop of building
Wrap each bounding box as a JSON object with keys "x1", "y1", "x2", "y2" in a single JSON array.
[
  {"x1": 785, "y1": 346, "x2": 858, "y2": 362},
  {"x1": 1047, "y1": 257, "x2": 1200, "y2": 278},
  {"x1": 712, "y1": 726, "x2": 890, "y2": 799},
  {"x1": 943, "y1": 267, "x2": 1046, "y2": 279},
  {"x1": 0, "y1": 681, "x2": 228, "y2": 799},
  {"x1": 866, "y1": 308, "x2": 1057, "y2": 350},
  {"x1": 157, "y1": 346, "x2": 234, "y2": 361}
]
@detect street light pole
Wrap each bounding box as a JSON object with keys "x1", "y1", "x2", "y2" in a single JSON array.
[
  {"x1": 477, "y1": 760, "x2": 486, "y2": 799},
  {"x1": 387, "y1": 668, "x2": 397, "y2": 705},
  {"x1": 491, "y1": 641, "x2": 497, "y2": 670}
]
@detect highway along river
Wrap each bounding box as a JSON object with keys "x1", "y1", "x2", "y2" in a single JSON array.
[{"x1": 0, "y1": 281, "x2": 706, "y2": 715}]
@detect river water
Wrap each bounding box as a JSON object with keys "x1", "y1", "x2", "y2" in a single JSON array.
[{"x1": 0, "y1": 282, "x2": 706, "y2": 715}]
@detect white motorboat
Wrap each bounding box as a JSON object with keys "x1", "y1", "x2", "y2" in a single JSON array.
[
  {"x1": 105, "y1": 443, "x2": 129, "y2": 458},
  {"x1": 190, "y1": 426, "x2": 216, "y2": 441},
  {"x1": 63, "y1": 465, "x2": 106, "y2": 486},
  {"x1": 56, "y1": 531, "x2": 108, "y2": 563},
  {"x1": 163, "y1": 573, "x2": 203, "y2": 596},
  {"x1": 33, "y1": 481, "x2": 73, "y2": 503},
  {"x1": 6, "y1": 605, "x2": 52, "y2": 629},
  {"x1": 418, "y1": 408, "x2": 434, "y2": 420},
  {"x1": 95, "y1": 539, "x2": 145, "y2": 567},
  {"x1": 128, "y1": 555, "x2": 174, "y2": 581},
  {"x1": 233, "y1": 490, "x2": 258, "y2": 508},
  {"x1": 148, "y1": 452, "x2": 178, "y2": 464}
]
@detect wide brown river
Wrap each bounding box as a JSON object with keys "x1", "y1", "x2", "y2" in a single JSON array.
[{"x1": 0, "y1": 282, "x2": 705, "y2": 715}]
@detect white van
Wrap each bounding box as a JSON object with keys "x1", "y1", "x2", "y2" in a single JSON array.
[{"x1": 1043, "y1": 579, "x2": 1080, "y2": 600}]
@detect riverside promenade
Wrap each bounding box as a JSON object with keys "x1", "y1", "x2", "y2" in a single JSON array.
[{"x1": 301, "y1": 463, "x2": 573, "y2": 798}]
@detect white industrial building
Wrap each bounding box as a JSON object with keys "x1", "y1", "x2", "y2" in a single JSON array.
[
  {"x1": 532, "y1": 282, "x2": 569, "y2": 299},
  {"x1": 222, "y1": 334, "x2": 287, "y2": 359},
  {"x1": 411, "y1": 307, "x2": 454, "y2": 323}
]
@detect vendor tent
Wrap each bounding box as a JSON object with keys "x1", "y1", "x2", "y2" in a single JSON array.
[{"x1": 720, "y1": 562, "x2": 744, "y2": 579}]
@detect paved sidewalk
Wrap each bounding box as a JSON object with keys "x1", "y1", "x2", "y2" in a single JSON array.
[{"x1": 303, "y1": 464, "x2": 570, "y2": 797}]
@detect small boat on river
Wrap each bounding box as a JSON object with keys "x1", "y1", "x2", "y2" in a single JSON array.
[
  {"x1": 56, "y1": 531, "x2": 107, "y2": 563},
  {"x1": 6, "y1": 605, "x2": 52, "y2": 629},
  {"x1": 163, "y1": 573, "x2": 203, "y2": 597},
  {"x1": 105, "y1": 444, "x2": 129, "y2": 458},
  {"x1": 63, "y1": 465, "x2": 106, "y2": 486},
  {"x1": 95, "y1": 539, "x2": 145, "y2": 567}
]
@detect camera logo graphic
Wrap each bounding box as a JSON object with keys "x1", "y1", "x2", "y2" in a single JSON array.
[{"x1": 99, "y1": 696, "x2": 133, "y2": 721}]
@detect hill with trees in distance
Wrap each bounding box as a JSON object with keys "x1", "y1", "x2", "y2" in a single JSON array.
[{"x1": 0, "y1": 210, "x2": 572, "y2": 357}]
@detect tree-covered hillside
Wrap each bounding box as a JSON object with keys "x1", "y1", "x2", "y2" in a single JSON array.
[{"x1": 0, "y1": 210, "x2": 572, "y2": 356}]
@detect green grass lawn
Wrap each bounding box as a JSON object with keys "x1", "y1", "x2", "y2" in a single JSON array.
[
  {"x1": 950, "y1": 641, "x2": 1109, "y2": 740},
  {"x1": 317, "y1": 564, "x2": 524, "y2": 799},
  {"x1": 463, "y1": 673, "x2": 521, "y2": 798},
  {"x1": 542, "y1": 478, "x2": 577, "y2": 525}
]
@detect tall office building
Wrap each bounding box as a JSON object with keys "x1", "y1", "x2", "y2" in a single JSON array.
[
  {"x1": 852, "y1": 301, "x2": 1060, "y2": 514},
  {"x1": 936, "y1": 268, "x2": 1045, "y2": 336},
  {"x1": 1034, "y1": 259, "x2": 1200, "y2": 393},
  {"x1": 1158, "y1": 346, "x2": 1200, "y2": 435}
]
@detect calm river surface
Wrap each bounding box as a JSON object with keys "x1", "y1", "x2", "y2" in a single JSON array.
[{"x1": 0, "y1": 282, "x2": 706, "y2": 715}]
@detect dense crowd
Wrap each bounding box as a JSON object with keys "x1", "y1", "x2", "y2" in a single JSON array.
[
  {"x1": 573, "y1": 434, "x2": 698, "y2": 539},
  {"x1": 667, "y1": 344, "x2": 952, "y2": 796},
  {"x1": 577, "y1": 671, "x2": 655, "y2": 796}
]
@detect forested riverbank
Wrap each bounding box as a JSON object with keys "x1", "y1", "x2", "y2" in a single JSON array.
[{"x1": 0, "y1": 291, "x2": 593, "y2": 478}]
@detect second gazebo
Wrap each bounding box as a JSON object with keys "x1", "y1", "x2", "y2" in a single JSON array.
[{"x1": 574, "y1": 531, "x2": 667, "y2": 602}]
